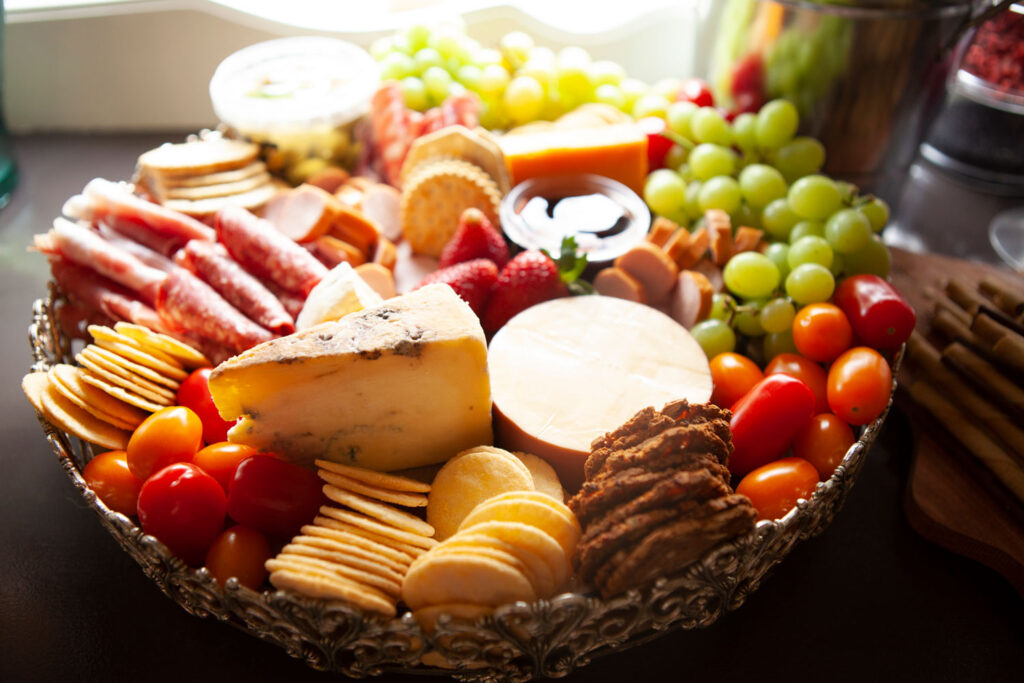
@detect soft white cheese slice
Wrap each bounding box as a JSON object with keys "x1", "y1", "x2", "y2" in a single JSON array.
[{"x1": 295, "y1": 261, "x2": 384, "y2": 330}]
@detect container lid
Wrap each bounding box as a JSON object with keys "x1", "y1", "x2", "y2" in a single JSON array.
[{"x1": 209, "y1": 36, "x2": 380, "y2": 133}]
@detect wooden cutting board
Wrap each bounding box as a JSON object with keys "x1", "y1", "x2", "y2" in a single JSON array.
[{"x1": 889, "y1": 247, "x2": 1024, "y2": 597}]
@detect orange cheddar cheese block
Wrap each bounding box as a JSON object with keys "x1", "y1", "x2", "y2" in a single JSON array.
[
  {"x1": 498, "y1": 124, "x2": 648, "y2": 195},
  {"x1": 488, "y1": 296, "x2": 712, "y2": 491}
]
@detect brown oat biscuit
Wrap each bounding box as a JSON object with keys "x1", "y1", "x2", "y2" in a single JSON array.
[{"x1": 594, "y1": 424, "x2": 730, "y2": 477}]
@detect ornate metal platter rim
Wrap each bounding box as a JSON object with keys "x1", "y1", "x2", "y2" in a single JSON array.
[{"x1": 27, "y1": 287, "x2": 899, "y2": 682}]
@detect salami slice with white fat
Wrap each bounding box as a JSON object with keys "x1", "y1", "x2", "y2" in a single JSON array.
[
  {"x1": 215, "y1": 205, "x2": 327, "y2": 296},
  {"x1": 178, "y1": 240, "x2": 295, "y2": 335},
  {"x1": 156, "y1": 268, "x2": 273, "y2": 354}
]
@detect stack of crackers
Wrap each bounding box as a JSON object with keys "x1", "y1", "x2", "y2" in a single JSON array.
[
  {"x1": 22, "y1": 323, "x2": 209, "y2": 450},
  {"x1": 135, "y1": 137, "x2": 279, "y2": 219},
  {"x1": 266, "y1": 460, "x2": 437, "y2": 617}
]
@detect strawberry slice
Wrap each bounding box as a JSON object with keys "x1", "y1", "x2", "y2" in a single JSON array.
[
  {"x1": 438, "y1": 207, "x2": 510, "y2": 270},
  {"x1": 416, "y1": 258, "x2": 499, "y2": 319}
]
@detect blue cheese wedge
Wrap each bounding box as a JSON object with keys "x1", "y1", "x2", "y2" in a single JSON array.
[{"x1": 209, "y1": 284, "x2": 492, "y2": 470}]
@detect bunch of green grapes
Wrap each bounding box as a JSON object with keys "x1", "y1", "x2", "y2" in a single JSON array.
[
  {"x1": 370, "y1": 25, "x2": 655, "y2": 129},
  {"x1": 645, "y1": 99, "x2": 891, "y2": 360}
]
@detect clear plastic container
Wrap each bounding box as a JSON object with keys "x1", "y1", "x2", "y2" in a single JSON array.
[{"x1": 209, "y1": 37, "x2": 380, "y2": 179}]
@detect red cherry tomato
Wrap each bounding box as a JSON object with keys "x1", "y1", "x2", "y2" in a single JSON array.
[
  {"x1": 204, "y1": 525, "x2": 272, "y2": 590},
  {"x1": 729, "y1": 374, "x2": 815, "y2": 477},
  {"x1": 792, "y1": 303, "x2": 853, "y2": 363},
  {"x1": 764, "y1": 353, "x2": 830, "y2": 414},
  {"x1": 126, "y1": 406, "x2": 203, "y2": 481},
  {"x1": 678, "y1": 78, "x2": 715, "y2": 107},
  {"x1": 827, "y1": 346, "x2": 893, "y2": 426},
  {"x1": 709, "y1": 352, "x2": 764, "y2": 409},
  {"x1": 176, "y1": 367, "x2": 235, "y2": 444},
  {"x1": 137, "y1": 462, "x2": 227, "y2": 565},
  {"x1": 637, "y1": 116, "x2": 675, "y2": 171},
  {"x1": 833, "y1": 274, "x2": 916, "y2": 350},
  {"x1": 792, "y1": 413, "x2": 856, "y2": 481},
  {"x1": 193, "y1": 442, "x2": 259, "y2": 493},
  {"x1": 736, "y1": 457, "x2": 820, "y2": 522},
  {"x1": 227, "y1": 455, "x2": 326, "y2": 540},
  {"x1": 82, "y1": 450, "x2": 142, "y2": 517}
]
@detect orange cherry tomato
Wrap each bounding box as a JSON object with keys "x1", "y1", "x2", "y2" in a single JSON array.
[
  {"x1": 193, "y1": 442, "x2": 258, "y2": 493},
  {"x1": 736, "y1": 457, "x2": 820, "y2": 522},
  {"x1": 764, "y1": 352, "x2": 829, "y2": 414},
  {"x1": 792, "y1": 303, "x2": 853, "y2": 363},
  {"x1": 827, "y1": 346, "x2": 893, "y2": 426},
  {"x1": 82, "y1": 450, "x2": 142, "y2": 517},
  {"x1": 792, "y1": 413, "x2": 856, "y2": 481},
  {"x1": 709, "y1": 352, "x2": 764, "y2": 409},
  {"x1": 126, "y1": 406, "x2": 203, "y2": 481},
  {"x1": 204, "y1": 525, "x2": 272, "y2": 590}
]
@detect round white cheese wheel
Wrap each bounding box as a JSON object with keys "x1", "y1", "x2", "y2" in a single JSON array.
[{"x1": 488, "y1": 295, "x2": 713, "y2": 491}]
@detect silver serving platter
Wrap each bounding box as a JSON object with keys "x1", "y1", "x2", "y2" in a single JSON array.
[{"x1": 27, "y1": 286, "x2": 898, "y2": 682}]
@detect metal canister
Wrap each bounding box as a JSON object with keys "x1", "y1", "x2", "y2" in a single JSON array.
[{"x1": 708, "y1": 0, "x2": 995, "y2": 200}]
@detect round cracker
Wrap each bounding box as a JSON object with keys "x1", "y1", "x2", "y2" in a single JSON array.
[
  {"x1": 297, "y1": 526, "x2": 418, "y2": 567},
  {"x1": 455, "y1": 521, "x2": 568, "y2": 594},
  {"x1": 318, "y1": 470, "x2": 427, "y2": 508},
  {"x1": 402, "y1": 551, "x2": 536, "y2": 611},
  {"x1": 79, "y1": 370, "x2": 166, "y2": 413},
  {"x1": 139, "y1": 138, "x2": 259, "y2": 176},
  {"x1": 412, "y1": 603, "x2": 493, "y2": 633},
  {"x1": 23, "y1": 374, "x2": 129, "y2": 451},
  {"x1": 323, "y1": 485, "x2": 434, "y2": 536},
  {"x1": 88, "y1": 325, "x2": 184, "y2": 371},
  {"x1": 48, "y1": 365, "x2": 144, "y2": 431},
  {"x1": 316, "y1": 508, "x2": 438, "y2": 550},
  {"x1": 512, "y1": 452, "x2": 565, "y2": 503},
  {"x1": 427, "y1": 449, "x2": 535, "y2": 541},
  {"x1": 283, "y1": 538, "x2": 409, "y2": 577},
  {"x1": 268, "y1": 554, "x2": 402, "y2": 598},
  {"x1": 114, "y1": 322, "x2": 210, "y2": 368},
  {"x1": 89, "y1": 327, "x2": 187, "y2": 378},
  {"x1": 269, "y1": 568, "x2": 396, "y2": 617},
  {"x1": 437, "y1": 533, "x2": 555, "y2": 599},
  {"x1": 86, "y1": 343, "x2": 185, "y2": 388},
  {"x1": 314, "y1": 458, "x2": 431, "y2": 493},
  {"x1": 308, "y1": 517, "x2": 429, "y2": 560},
  {"x1": 76, "y1": 352, "x2": 175, "y2": 404},
  {"x1": 458, "y1": 495, "x2": 581, "y2": 559}
]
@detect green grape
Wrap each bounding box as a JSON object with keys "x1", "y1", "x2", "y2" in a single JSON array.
[
  {"x1": 404, "y1": 24, "x2": 432, "y2": 52},
  {"x1": 689, "y1": 144, "x2": 736, "y2": 181},
  {"x1": 723, "y1": 252, "x2": 781, "y2": 300},
  {"x1": 527, "y1": 46, "x2": 556, "y2": 66},
  {"x1": 763, "y1": 330, "x2": 799, "y2": 361},
  {"x1": 594, "y1": 84, "x2": 626, "y2": 110},
  {"x1": 756, "y1": 99, "x2": 799, "y2": 149},
  {"x1": 589, "y1": 60, "x2": 626, "y2": 87},
  {"x1": 472, "y1": 48, "x2": 503, "y2": 68},
  {"x1": 478, "y1": 64, "x2": 511, "y2": 96},
  {"x1": 691, "y1": 319, "x2": 737, "y2": 359},
  {"x1": 789, "y1": 220, "x2": 824, "y2": 241},
  {"x1": 830, "y1": 252, "x2": 846, "y2": 277},
  {"x1": 683, "y1": 180, "x2": 703, "y2": 218},
  {"x1": 788, "y1": 174, "x2": 841, "y2": 220},
  {"x1": 456, "y1": 64, "x2": 482, "y2": 91},
  {"x1": 620, "y1": 78, "x2": 648, "y2": 112},
  {"x1": 774, "y1": 137, "x2": 825, "y2": 182},
  {"x1": 517, "y1": 59, "x2": 556, "y2": 91},
  {"x1": 710, "y1": 293, "x2": 735, "y2": 321},
  {"x1": 844, "y1": 233, "x2": 891, "y2": 278},
  {"x1": 666, "y1": 101, "x2": 698, "y2": 139},
  {"x1": 761, "y1": 198, "x2": 800, "y2": 239},
  {"x1": 824, "y1": 208, "x2": 871, "y2": 254},
  {"x1": 413, "y1": 47, "x2": 444, "y2": 74},
  {"x1": 499, "y1": 31, "x2": 534, "y2": 70},
  {"x1": 379, "y1": 52, "x2": 416, "y2": 81},
  {"x1": 632, "y1": 93, "x2": 671, "y2": 120},
  {"x1": 652, "y1": 78, "x2": 683, "y2": 100},
  {"x1": 738, "y1": 164, "x2": 787, "y2": 209},
  {"x1": 735, "y1": 301, "x2": 766, "y2": 337},
  {"x1": 788, "y1": 235, "x2": 833, "y2": 269},
  {"x1": 400, "y1": 77, "x2": 429, "y2": 111},
  {"x1": 665, "y1": 144, "x2": 688, "y2": 171},
  {"x1": 836, "y1": 181, "x2": 859, "y2": 205},
  {"x1": 422, "y1": 66, "x2": 453, "y2": 103},
  {"x1": 430, "y1": 28, "x2": 467, "y2": 62},
  {"x1": 859, "y1": 197, "x2": 890, "y2": 232},
  {"x1": 557, "y1": 45, "x2": 591, "y2": 69},
  {"x1": 690, "y1": 107, "x2": 733, "y2": 146},
  {"x1": 369, "y1": 37, "x2": 394, "y2": 61},
  {"x1": 699, "y1": 176, "x2": 742, "y2": 214},
  {"x1": 785, "y1": 263, "x2": 836, "y2": 304},
  {"x1": 764, "y1": 242, "x2": 791, "y2": 280},
  {"x1": 732, "y1": 202, "x2": 761, "y2": 230},
  {"x1": 732, "y1": 113, "x2": 758, "y2": 152},
  {"x1": 504, "y1": 75, "x2": 545, "y2": 123},
  {"x1": 760, "y1": 297, "x2": 796, "y2": 333},
  {"x1": 478, "y1": 97, "x2": 510, "y2": 130},
  {"x1": 643, "y1": 170, "x2": 688, "y2": 222}
]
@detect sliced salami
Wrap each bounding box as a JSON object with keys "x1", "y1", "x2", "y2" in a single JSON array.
[
  {"x1": 156, "y1": 268, "x2": 273, "y2": 354},
  {"x1": 214, "y1": 205, "x2": 328, "y2": 296},
  {"x1": 178, "y1": 239, "x2": 295, "y2": 335},
  {"x1": 50, "y1": 259, "x2": 167, "y2": 333}
]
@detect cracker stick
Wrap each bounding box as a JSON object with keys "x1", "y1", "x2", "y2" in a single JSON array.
[
  {"x1": 979, "y1": 275, "x2": 1024, "y2": 317},
  {"x1": 942, "y1": 342, "x2": 1024, "y2": 419},
  {"x1": 946, "y1": 278, "x2": 988, "y2": 316},
  {"x1": 925, "y1": 286, "x2": 972, "y2": 327}
]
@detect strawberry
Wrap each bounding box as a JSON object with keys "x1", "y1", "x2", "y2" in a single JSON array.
[
  {"x1": 438, "y1": 208, "x2": 510, "y2": 270},
  {"x1": 482, "y1": 237, "x2": 591, "y2": 336},
  {"x1": 416, "y1": 258, "x2": 498, "y2": 318}
]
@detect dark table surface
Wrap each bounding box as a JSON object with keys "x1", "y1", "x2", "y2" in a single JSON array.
[{"x1": 1, "y1": 133, "x2": 1021, "y2": 683}]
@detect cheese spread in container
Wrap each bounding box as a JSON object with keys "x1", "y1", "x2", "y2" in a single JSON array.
[{"x1": 209, "y1": 37, "x2": 380, "y2": 183}]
